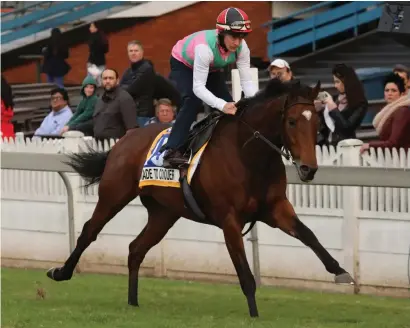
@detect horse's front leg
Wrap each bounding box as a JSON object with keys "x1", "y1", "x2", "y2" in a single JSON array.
[
  {"x1": 222, "y1": 211, "x2": 258, "y2": 317},
  {"x1": 264, "y1": 197, "x2": 355, "y2": 285}
]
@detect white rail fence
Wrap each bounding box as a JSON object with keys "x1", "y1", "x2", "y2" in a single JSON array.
[{"x1": 1, "y1": 133, "x2": 409, "y2": 297}]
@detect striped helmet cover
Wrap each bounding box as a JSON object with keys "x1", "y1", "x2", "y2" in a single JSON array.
[{"x1": 216, "y1": 7, "x2": 252, "y2": 33}]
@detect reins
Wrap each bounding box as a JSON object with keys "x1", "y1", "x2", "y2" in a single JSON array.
[
  {"x1": 236, "y1": 94, "x2": 314, "y2": 165},
  {"x1": 239, "y1": 118, "x2": 293, "y2": 162}
]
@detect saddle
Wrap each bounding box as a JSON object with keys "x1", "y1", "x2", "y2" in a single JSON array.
[{"x1": 178, "y1": 110, "x2": 224, "y2": 160}]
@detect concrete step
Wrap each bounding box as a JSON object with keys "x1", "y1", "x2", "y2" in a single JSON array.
[
  {"x1": 14, "y1": 94, "x2": 82, "y2": 109},
  {"x1": 293, "y1": 67, "x2": 334, "y2": 75},
  {"x1": 11, "y1": 83, "x2": 57, "y2": 90},
  {"x1": 329, "y1": 51, "x2": 410, "y2": 58},
  {"x1": 316, "y1": 59, "x2": 410, "y2": 66},
  {"x1": 12, "y1": 86, "x2": 82, "y2": 97}
]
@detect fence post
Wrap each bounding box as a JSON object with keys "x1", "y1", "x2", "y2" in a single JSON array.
[
  {"x1": 62, "y1": 131, "x2": 85, "y2": 153},
  {"x1": 338, "y1": 138, "x2": 363, "y2": 294},
  {"x1": 62, "y1": 131, "x2": 85, "y2": 272},
  {"x1": 231, "y1": 68, "x2": 259, "y2": 102},
  {"x1": 15, "y1": 132, "x2": 25, "y2": 142}
]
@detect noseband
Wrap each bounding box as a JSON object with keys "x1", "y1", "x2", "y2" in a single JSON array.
[{"x1": 238, "y1": 94, "x2": 314, "y2": 164}]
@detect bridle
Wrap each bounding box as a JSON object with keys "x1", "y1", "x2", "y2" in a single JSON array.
[{"x1": 238, "y1": 94, "x2": 315, "y2": 165}]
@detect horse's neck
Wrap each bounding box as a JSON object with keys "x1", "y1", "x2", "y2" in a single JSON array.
[
  {"x1": 232, "y1": 106, "x2": 283, "y2": 171},
  {"x1": 239, "y1": 102, "x2": 283, "y2": 145}
]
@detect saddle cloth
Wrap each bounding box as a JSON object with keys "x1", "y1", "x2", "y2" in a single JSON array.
[{"x1": 139, "y1": 127, "x2": 210, "y2": 188}]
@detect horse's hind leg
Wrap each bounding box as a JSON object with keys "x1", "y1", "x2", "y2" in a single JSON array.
[
  {"x1": 47, "y1": 181, "x2": 138, "y2": 282},
  {"x1": 265, "y1": 197, "x2": 355, "y2": 284},
  {"x1": 223, "y1": 212, "x2": 258, "y2": 317},
  {"x1": 128, "y1": 196, "x2": 179, "y2": 306}
]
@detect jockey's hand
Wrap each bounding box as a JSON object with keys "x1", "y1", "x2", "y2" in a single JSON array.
[{"x1": 223, "y1": 102, "x2": 237, "y2": 115}]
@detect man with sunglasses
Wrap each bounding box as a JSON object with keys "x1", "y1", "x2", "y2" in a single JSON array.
[{"x1": 160, "y1": 7, "x2": 257, "y2": 167}]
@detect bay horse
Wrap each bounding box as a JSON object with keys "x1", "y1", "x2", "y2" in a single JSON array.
[{"x1": 46, "y1": 79, "x2": 354, "y2": 317}]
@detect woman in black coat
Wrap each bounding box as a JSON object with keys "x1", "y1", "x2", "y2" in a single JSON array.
[
  {"x1": 316, "y1": 64, "x2": 368, "y2": 146},
  {"x1": 87, "y1": 22, "x2": 109, "y2": 86},
  {"x1": 41, "y1": 28, "x2": 70, "y2": 88}
]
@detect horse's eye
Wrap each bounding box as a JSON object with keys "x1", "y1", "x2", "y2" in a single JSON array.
[{"x1": 288, "y1": 118, "x2": 297, "y2": 128}]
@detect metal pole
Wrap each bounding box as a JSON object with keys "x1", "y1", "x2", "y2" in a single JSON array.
[
  {"x1": 58, "y1": 172, "x2": 75, "y2": 255},
  {"x1": 248, "y1": 224, "x2": 261, "y2": 287}
]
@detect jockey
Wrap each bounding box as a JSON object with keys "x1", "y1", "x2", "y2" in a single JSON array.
[{"x1": 161, "y1": 7, "x2": 258, "y2": 166}]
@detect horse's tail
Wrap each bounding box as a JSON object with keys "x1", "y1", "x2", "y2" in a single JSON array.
[{"x1": 64, "y1": 148, "x2": 110, "y2": 188}]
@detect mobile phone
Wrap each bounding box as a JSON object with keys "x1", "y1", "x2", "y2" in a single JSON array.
[{"x1": 317, "y1": 91, "x2": 330, "y2": 102}]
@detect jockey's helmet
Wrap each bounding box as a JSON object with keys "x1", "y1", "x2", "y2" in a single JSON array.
[{"x1": 216, "y1": 7, "x2": 252, "y2": 35}]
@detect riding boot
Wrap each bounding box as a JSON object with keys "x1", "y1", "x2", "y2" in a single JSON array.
[
  {"x1": 161, "y1": 149, "x2": 187, "y2": 168},
  {"x1": 160, "y1": 94, "x2": 201, "y2": 168}
]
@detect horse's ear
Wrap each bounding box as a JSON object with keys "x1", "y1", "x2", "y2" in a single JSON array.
[
  {"x1": 311, "y1": 80, "x2": 321, "y2": 100},
  {"x1": 265, "y1": 78, "x2": 285, "y2": 98}
]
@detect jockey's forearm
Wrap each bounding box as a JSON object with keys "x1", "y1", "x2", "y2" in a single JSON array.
[{"x1": 193, "y1": 83, "x2": 226, "y2": 111}]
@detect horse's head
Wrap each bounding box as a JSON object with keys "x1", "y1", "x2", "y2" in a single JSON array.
[
  {"x1": 281, "y1": 80, "x2": 321, "y2": 182},
  {"x1": 237, "y1": 79, "x2": 321, "y2": 182}
]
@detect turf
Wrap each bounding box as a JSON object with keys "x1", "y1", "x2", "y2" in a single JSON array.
[{"x1": 1, "y1": 267, "x2": 409, "y2": 328}]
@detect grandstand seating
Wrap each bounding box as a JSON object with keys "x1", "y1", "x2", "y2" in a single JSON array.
[
  {"x1": 0, "y1": 1, "x2": 140, "y2": 53},
  {"x1": 265, "y1": 1, "x2": 384, "y2": 59}
]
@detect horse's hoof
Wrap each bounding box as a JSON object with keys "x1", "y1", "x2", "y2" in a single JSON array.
[
  {"x1": 335, "y1": 272, "x2": 355, "y2": 285},
  {"x1": 249, "y1": 307, "x2": 259, "y2": 318},
  {"x1": 128, "y1": 300, "x2": 139, "y2": 307},
  {"x1": 46, "y1": 267, "x2": 71, "y2": 282},
  {"x1": 46, "y1": 267, "x2": 57, "y2": 280}
]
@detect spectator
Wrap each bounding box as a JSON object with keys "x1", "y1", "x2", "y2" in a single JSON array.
[
  {"x1": 93, "y1": 68, "x2": 137, "y2": 141},
  {"x1": 41, "y1": 28, "x2": 70, "y2": 88},
  {"x1": 153, "y1": 72, "x2": 182, "y2": 110},
  {"x1": 1, "y1": 75, "x2": 15, "y2": 139},
  {"x1": 145, "y1": 60, "x2": 182, "y2": 109},
  {"x1": 60, "y1": 76, "x2": 98, "y2": 135},
  {"x1": 360, "y1": 73, "x2": 410, "y2": 153},
  {"x1": 86, "y1": 22, "x2": 109, "y2": 86},
  {"x1": 316, "y1": 64, "x2": 368, "y2": 146},
  {"x1": 268, "y1": 59, "x2": 293, "y2": 82},
  {"x1": 145, "y1": 98, "x2": 176, "y2": 126},
  {"x1": 393, "y1": 64, "x2": 409, "y2": 96},
  {"x1": 34, "y1": 88, "x2": 73, "y2": 136},
  {"x1": 120, "y1": 40, "x2": 156, "y2": 127}
]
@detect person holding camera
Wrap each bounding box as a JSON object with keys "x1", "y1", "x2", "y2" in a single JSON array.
[{"x1": 315, "y1": 64, "x2": 368, "y2": 146}]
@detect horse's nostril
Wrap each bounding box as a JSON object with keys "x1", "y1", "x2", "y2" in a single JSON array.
[{"x1": 300, "y1": 165, "x2": 310, "y2": 174}]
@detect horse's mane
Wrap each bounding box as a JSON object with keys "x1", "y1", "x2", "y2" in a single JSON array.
[{"x1": 236, "y1": 78, "x2": 313, "y2": 115}]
